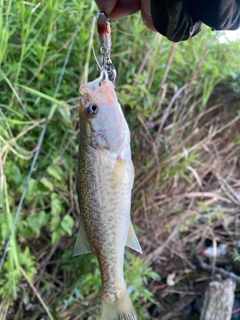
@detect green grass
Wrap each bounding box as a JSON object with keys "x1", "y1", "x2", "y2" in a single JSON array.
[{"x1": 0, "y1": 0, "x2": 240, "y2": 318}]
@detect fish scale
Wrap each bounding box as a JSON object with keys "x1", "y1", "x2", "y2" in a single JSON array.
[{"x1": 79, "y1": 144, "x2": 129, "y2": 285}]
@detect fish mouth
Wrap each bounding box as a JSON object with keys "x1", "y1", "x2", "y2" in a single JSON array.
[
  {"x1": 80, "y1": 70, "x2": 117, "y2": 113},
  {"x1": 81, "y1": 70, "x2": 113, "y2": 94}
]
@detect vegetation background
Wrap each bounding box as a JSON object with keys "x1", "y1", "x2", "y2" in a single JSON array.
[{"x1": 0, "y1": 0, "x2": 240, "y2": 319}]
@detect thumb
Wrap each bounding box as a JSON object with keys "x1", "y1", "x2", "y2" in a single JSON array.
[
  {"x1": 141, "y1": 0, "x2": 156, "y2": 31},
  {"x1": 94, "y1": 0, "x2": 118, "y2": 16}
]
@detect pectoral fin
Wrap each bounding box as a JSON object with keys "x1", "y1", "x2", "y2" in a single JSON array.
[
  {"x1": 126, "y1": 221, "x2": 142, "y2": 254},
  {"x1": 73, "y1": 218, "x2": 91, "y2": 256}
]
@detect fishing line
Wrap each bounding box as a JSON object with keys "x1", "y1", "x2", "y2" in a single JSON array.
[
  {"x1": 92, "y1": 44, "x2": 102, "y2": 71},
  {"x1": 0, "y1": 25, "x2": 79, "y2": 272},
  {"x1": 110, "y1": 22, "x2": 135, "y2": 36}
]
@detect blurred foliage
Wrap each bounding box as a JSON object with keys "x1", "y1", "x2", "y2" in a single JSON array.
[{"x1": 0, "y1": 0, "x2": 240, "y2": 318}]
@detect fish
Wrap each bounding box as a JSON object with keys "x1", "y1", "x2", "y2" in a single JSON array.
[{"x1": 74, "y1": 70, "x2": 142, "y2": 320}]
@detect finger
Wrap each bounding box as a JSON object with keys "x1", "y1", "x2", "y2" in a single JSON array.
[
  {"x1": 141, "y1": 0, "x2": 156, "y2": 31},
  {"x1": 95, "y1": 0, "x2": 141, "y2": 19},
  {"x1": 109, "y1": 0, "x2": 141, "y2": 19},
  {"x1": 94, "y1": 0, "x2": 118, "y2": 15}
]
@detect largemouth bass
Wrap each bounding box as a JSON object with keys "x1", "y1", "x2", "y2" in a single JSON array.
[{"x1": 74, "y1": 70, "x2": 142, "y2": 320}]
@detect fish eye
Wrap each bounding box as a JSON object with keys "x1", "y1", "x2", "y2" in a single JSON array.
[{"x1": 86, "y1": 103, "x2": 98, "y2": 116}]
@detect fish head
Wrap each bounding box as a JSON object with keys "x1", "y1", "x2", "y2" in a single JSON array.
[{"x1": 80, "y1": 71, "x2": 129, "y2": 157}]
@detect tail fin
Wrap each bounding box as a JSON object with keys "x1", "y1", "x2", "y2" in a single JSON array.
[{"x1": 101, "y1": 286, "x2": 137, "y2": 320}]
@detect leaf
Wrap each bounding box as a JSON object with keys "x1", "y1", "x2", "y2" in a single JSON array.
[
  {"x1": 61, "y1": 215, "x2": 74, "y2": 236},
  {"x1": 51, "y1": 194, "x2": 62, "y2": 215},
  {"x1": 58, "y1": 105, "x2": 71, "y2": 123},
  {"x1": 0, "y1": 213, "x2": 9, "y2": 241},
  {"x1": 27, "y1": 211, "x2": 49, "y2": 235},
  {"x1": 25, "y1": 179, "x2": 38, "y2": 198},
  {"x1": 50, "y1": 215, "x2": 61, "y2": 230},
  {"x1": 52, "y1": 231, "x2": 60, "y2": 244},
  {"x1": 20, "y1": 85, "x2": 66, "y2": 106},
  {"x1": 18, "y1": 247, "x2": 36, "y2": 278},
  {"x1": 47, "y1": 164, "x2": 62, "y2": 181},
  {"x1": 39, "y1": 177, "x2": 53, "y2": 191}
]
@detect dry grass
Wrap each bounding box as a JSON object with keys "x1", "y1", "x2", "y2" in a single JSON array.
[{"x1": 131, "y1": 82, "x2": 240, "y2": 318}]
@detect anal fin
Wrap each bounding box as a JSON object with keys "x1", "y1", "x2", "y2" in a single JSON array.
[
  {"x1": 126, "y1": 221, "x2": 142, "y2": 254},
  {"x1": 73, "y1": 217, "x2": 91, "y2": 256}
]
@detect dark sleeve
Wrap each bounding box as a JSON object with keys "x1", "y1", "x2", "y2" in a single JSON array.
[
  {"x1": 151, "y1": 0, "x2": 240, "y2": 42},
  {"x1": 151, "y1": 0, "x2": 203, "y2": 42},
  {"x1": 191, "y1": 0, "x2": 240, "y2": 30}
]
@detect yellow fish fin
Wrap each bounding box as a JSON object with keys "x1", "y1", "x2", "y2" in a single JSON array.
[
  {"x1": 126, "y1": 221, "x2": 142, "y2": 254},
  {"x1": 101, "y1": 286, "x2": 137, "y2": 320},
  {"x1": 73, "y1": 218, "x2": 91, "y2": 256}
]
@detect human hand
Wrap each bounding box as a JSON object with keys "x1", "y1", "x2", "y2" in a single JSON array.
[{"x1": 94, "y1": 0, "x2": 156, "y2": 31}]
